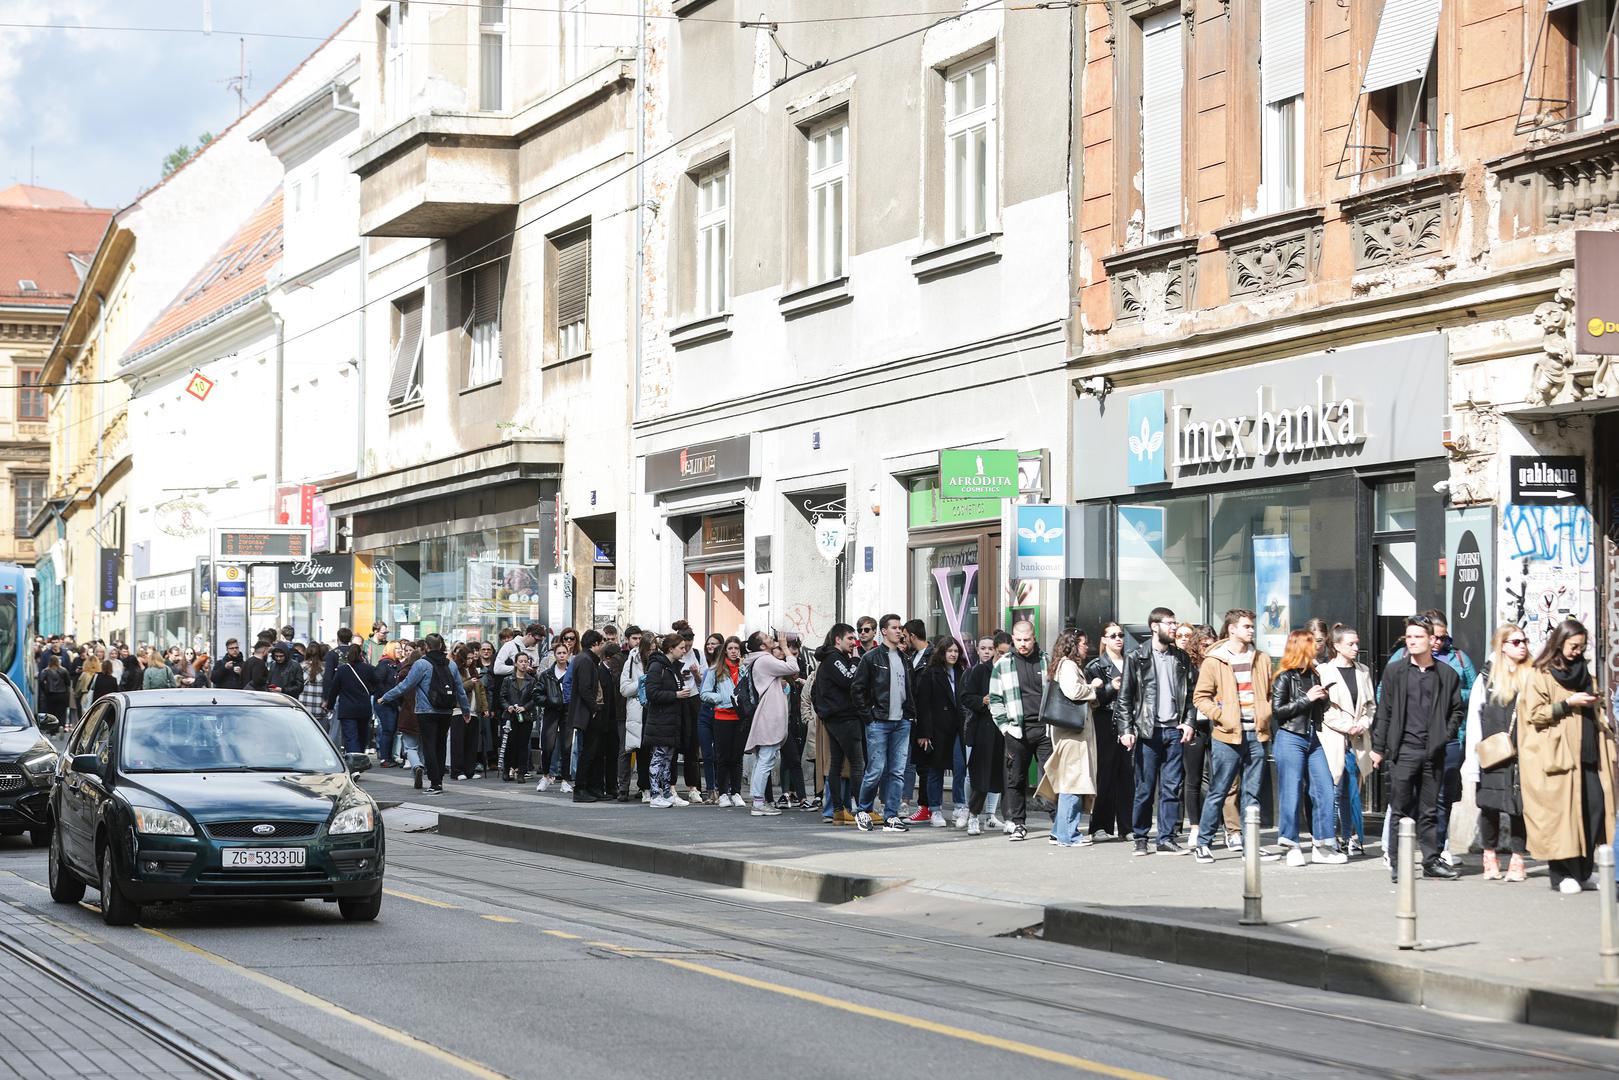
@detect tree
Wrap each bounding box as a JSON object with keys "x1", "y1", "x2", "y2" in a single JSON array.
[{"x1": 161, "y1": 132, "x2": 215, "y2": 179}]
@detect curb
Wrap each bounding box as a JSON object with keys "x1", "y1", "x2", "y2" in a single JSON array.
[
  {"x1": 432, "y1": 808, "x2": 909, "y2": 904},
  {"x1": 1042, "y1": 903, "x2": 1619, "y2": 1040}
]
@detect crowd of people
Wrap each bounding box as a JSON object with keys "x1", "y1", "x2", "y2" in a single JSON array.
[{"x1": 30, "y1": 604, "x2": 1616, "y2": 892}]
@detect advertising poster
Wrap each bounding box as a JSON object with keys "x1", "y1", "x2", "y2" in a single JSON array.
[
  {"x1": 1252, "y1": 535, "x2": 1292, "y2": 657},
  {"x1": 1013, "y1": 504, "x2": 1066, "y2": 579},
  {"x1": 1444, "y1": 508, "x2": 1494, "y2": 666}
]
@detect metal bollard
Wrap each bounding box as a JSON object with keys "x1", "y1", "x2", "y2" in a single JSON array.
[
  {"x1": 1396, "y1": 817, "x2": 1418, "y2": 950},
  {"x1": 1240, "y1": 804, "x2": 1264, "y2": 926},
  {"x1": 1598, "y1": 845, "x2": 1619, "y2": 988}
]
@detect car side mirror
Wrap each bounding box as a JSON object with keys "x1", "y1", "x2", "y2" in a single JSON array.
[
  {"x1": 70, "y1": 754, "x2": 101, "y2": 775},
  {"x1": 345, "y1": 753, "x2": 372, "y2": 774},
  {"x1": 36, "y1": 713, "x2": 62, "y2": 735}
]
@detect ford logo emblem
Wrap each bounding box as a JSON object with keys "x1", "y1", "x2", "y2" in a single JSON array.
[{"x1": 252, "y1": 824, "x2": 276, "y2": 836}]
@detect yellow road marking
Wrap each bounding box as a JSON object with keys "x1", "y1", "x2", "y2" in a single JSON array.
[
  {"x1": 584, "y1": 940, "x2": 620, "y2": 949},
  {"x1": 542, "y1": 929, "x2": 580, "y2": 939},
  {"x1": 651, "y1": 955, "x2": 1167, "y2": 1080},
  {"x1": 384, "y1": 888, "x2": 458, "y2": 909},
  {"x1": 480, "y1": 914, "x2": 518, "y2": 924},
  {"x1": 140, "y1": 927, "x2": 513, "y2": 1080}
]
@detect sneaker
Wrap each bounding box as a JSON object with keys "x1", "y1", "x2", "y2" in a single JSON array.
[
  {"x1": 1439, "y1": 850, "x2": 1457, "y2": 868},
  {"x1": 1422, "y1": 859, "x2": 1459, "y2": 880},
  {"x1": 1582, "y1": 876, "x2": 1600, "y2": 892},
  {"x1": 751, "y1": 801, "x2": 782, "y2": 817},
  {"x1": 641, "y1": 790, "x2": 652, "y2": 804},
  {"x1": 1009, "y1": 824, "x2": 1028, "y2": 842},
  {"x1": 952, "y1": 807, "x2": 969, "y2": 829},
  {"x1": 855, "y1": 811, "x2": 875, "y2": 833},
  {"x1": 801, "y1": 796, "x2": 823, "y2": 811},
  {"x1": 987, "y1": 813, "x2": 1006, "y2": 831},
  {"x1": 1156, "y1": 840, "x2": 1186, "y2": 855},
  {"x1": 1506, "y1": 853, "x2": 1527, "y2": 882},
  {"x1": 560, "y1": 781, "x2": 574, "y2": 794},
  {"x1": 1286, "y1": 846, "x2": 1307, "y2": 867},
  {"x1": 1075, "y1": 832, "x2": 1094, "y2": 846},
  {"x1": 1347, "y1": 838, "x2": 1365, "y2": 857},
  {"x1": 1257, "y1": 847, "x2": 1282, "y2": 863},
  {"x1": 1133, "y1": 838, "x2": 1149, "y2": 856},
  {"x1": 1091, "y1": 829, "x2": 1113, "y2": 842},
  {"x1": 714, "y1": 793, "x2": 730, "y2": 808},
  {"x1": 1225, "y1": 833, "x2": 1243, "y2": 853},
  {"x1": 1193, "y1": 845, "x2": 1215, "y2": 864},
  {"x1": 668, "y1": 792, "x2": 690, "y2": 807},
  {"x1": 536, "y1": 776, "x2": 552, "y2": 792},
  {"x1": 413, "y1": 767, "x2": 423, "y2": 790},
  {"x1": 930, "y1": 811, "x2": 948, "y2": 828},
  {"x1": 1559, "y1": 877, "x2": 1584, "y2": 895},
  {"x1": 966, "y1": 815, "x2": 982, "y2": 836},
  {"x1": 1312, "y1": 845, "x2": 1348, "y2": 865},
  {"x1": 833, "y1": 809, "x2": 857, "y2": 825},
  {"x1": 906, "y1": 807, "x2": 932, "y2": 825},
  {"x1": 650, "y1": 796, "x2": 673, "y2": 809},
  {"x1": 425, "y1": 787, "x2": 443, "y2": 797},
  {"x1": 1481, "y1": 850, "x2": 1501, "y2": 880},
  {"x1": 883, "y1": 817, "x2": 910, "y2": 833}
]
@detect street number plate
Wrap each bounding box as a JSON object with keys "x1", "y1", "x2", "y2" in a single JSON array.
[{"x1": 222, "y1": 847, "x2": 306, "y2": 869}]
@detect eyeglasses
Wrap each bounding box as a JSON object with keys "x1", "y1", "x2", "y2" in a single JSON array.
[
  {"x1": 1408, "y1": 615, "x2": 1434, "y2": 628},
  {"x1": 1505, "y1": 638, "x2": 1528, "y2": 647},
  {"x1": 1103, "y1": 631, "x2": 1123, "y2": 639}
]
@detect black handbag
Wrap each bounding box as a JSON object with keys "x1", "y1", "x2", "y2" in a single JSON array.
[{"x1": 1038, "y1": 680, "x2": 1090, "y2": 732}]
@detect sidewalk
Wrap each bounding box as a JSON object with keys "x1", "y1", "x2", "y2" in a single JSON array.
[{"x1": 362, "y1": 768, "x2": 1619, "y2": 1037}]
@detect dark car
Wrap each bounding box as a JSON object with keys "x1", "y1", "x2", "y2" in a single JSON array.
[
  {"x1": 0, "y1": 674, "x2": 63, "y2": 847},
  {"x1": 48, "y1": 689, "x2": 384, "y2": 926}
]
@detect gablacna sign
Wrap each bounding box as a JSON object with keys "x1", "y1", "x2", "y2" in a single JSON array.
[{"x1": 1172, "y1": 376, "x2": 1366, "y2": 474}]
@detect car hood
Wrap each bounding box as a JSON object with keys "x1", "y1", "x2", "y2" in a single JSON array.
[
  {"x1": 0, "y1": 727, "x2": 47, "y2": 760},
  {"x1": 123, "y1": 771, "x2": 355, "y2": 823}
]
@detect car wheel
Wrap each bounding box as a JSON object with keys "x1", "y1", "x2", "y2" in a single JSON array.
[
  {"x1": 338, "y1": 890, "x2": 382, "y2": 922},
  {"x1": 99, "y1": 844, "x2": 140, "y2": 926},
  {"x1": 48, "y1": 827, "x2": 85, "y2": 904}
]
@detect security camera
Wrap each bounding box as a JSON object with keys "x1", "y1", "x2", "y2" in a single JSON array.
[
  {"x1": 1076, "y1": 375, "x2": 1112, "y2": 402},
  {"x1": 1432, "y1": 479, "x2": 1450, "y2": 494}
]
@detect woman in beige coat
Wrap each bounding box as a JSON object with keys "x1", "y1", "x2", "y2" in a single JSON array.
[
  {"x1": 1317, "y1": 624, "x2": 1374, "y2": 856},
  {"x1": 1039, "y1": 628, "x2": 1102, "y2": 847},
  {"x1": 1520, "y1": 619, "x2": 1617, "y2": 894}
]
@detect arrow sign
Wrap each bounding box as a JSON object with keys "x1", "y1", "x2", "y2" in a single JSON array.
[{"x1": 1509, "y1": 455, "x2": 1584, "y2": 506}]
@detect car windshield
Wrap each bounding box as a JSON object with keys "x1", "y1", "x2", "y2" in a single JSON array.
[
  {"x1": 0, "y1": 681, "x2": 27, "y2": 729},
  {"x1": 120, "y1": 706, "x2": 343, "y2": 773}
]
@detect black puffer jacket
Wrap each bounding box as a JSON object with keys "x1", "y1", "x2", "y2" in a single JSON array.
[
  {"x1": 641, "y1": 651, "x2": 684, "y2": 749},
  {"x1": 1270, "y1": 667, "x2": 1326, "y2": 736},
  {"x1": 810, "y1": 645, "x2": 859, "y2": 723}
]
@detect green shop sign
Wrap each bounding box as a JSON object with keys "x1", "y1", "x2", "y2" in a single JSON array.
[{"x1": 939, "y1": 449, "x2": 1018, "y2": 500}]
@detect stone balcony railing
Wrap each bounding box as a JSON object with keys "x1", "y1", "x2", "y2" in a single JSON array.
[{"x1": 1491, "y1": 123, "x2": 1619, "y2": 234}]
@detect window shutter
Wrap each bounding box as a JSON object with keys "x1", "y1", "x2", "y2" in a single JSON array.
[
  {"x1": 1547, "y1": 0, "x2": 1591, "y2": 11},
  {"x1": 1262, "y1": 0, "x2": 1306, "y2": 105},
  {"x1": 555, "y1": 228, "x2": 591, "y2": 327},
  {"x1": 1141, "y1": 12, "x2": 1184, "y2": 236},
  {"x1": 1360, "y1": 0, "x2": 1442, "y2": 94},
  {"x1": 387, "y1": 293, "x2": 424, "y2": 405},
  {"x1": 472, "y1": 261, "x2": 502, "y2": 326}
]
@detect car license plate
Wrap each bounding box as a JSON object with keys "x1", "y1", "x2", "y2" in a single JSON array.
[{"x1": 222, "y1": 847, "x2": 306, "y2": 869}]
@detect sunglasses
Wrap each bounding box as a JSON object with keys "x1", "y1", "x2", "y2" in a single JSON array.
[
  {"x1": 1103, "y1": 631, "x2": 1123, "y2": 639},
  {"x1": 858, "y1": 627, "x2": 875, "y2": 633},
  {"x1": 1505, "y1": 637, "x2": 1528, "y2": 647}
]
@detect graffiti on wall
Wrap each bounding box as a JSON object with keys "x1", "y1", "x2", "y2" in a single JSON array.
[{"x1": 1500, "y1": 504, "x2": 1596, "y2": 653}]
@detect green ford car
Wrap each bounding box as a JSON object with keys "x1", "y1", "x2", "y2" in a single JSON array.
[{"x1": 48, "y1": 689, "x2": 384, "y2": 925}]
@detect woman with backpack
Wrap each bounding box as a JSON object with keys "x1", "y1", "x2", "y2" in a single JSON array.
[
  {"x1": 499, "y1": 651, "x2": 539, "y2": 782},
  {"x1": 535, "y1": 641, "x2": 571, "y2": 792},
  {"x1": 702, "y1": 636, "x2": 746, "y2": 806},
  {"x1": 644, "y1": 633, "x2": 697, "y2": 807},
  {"x1": 378, "y1": 633, "x2": 470, "y2": 796}
]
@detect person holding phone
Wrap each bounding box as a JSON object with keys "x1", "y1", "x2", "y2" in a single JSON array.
[{"x1": 744, "y1": 630, "x2": 801, "y2": 817}]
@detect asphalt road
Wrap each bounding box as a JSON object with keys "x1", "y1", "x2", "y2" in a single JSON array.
[{"x1": 2, "y1": 827, "x2": 1618, "y2": 1080}]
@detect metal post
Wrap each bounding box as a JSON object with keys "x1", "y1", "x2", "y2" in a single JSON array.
[
  {"x1": 1396, "y1": 817, "x2": 1418, "y2": 950},
  {"x1": 1598, "y1": 845, "x2": 1619, "y2": 987},
  {"x1": 1240, "y1": 804, "x2": 1264, "y2": 926}
]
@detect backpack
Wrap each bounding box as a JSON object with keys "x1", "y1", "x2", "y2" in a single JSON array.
[
  {"x1": 733, "y1": 660, "x2": 761, "y2": 724},
  {"x1": 424, "y1": 653, "x2": 458, "y2": 711}
]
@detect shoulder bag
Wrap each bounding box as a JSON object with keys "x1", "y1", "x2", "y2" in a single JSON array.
[{"x1": 1038, "y1": 667, "x2": 1089, "y2": 732}]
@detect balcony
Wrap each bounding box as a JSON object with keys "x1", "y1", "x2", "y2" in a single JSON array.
[
  {"x1": 351, "y1": 113, "x2": 517, "y2": 238},
  {"x1": 1490, "y1": 124, "x2": 1619, "y2": 237}
]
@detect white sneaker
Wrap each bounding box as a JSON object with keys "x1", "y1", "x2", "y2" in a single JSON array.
[
  {"x1": 1312, "y1": 845, "x2": 1348, "y2": 865},
  {"x1": 668, "y1": 792, "x2": 690, "y2": 807},
  {"x1": 536, "y1": 776, "x2": 551, "y2": 792},
  {"x1": 1002, "y1": 820, "x2": 1016, "y2": 835},
  {"x1": 987, "y1": 813, "x2": 1006, "y2": 831},
  {"x1": 650, "y1": 796, "x2": 673, "y2": 809},
  {"x1": 560, "y1": 781, "x2": 574, "y2": 794},
  {"x1": 930, "y1": 811, "x2": 949, "y2": 828},
  {"x1": 966, "y1": 815, "x2": 982, "y2": 836},
  {"x1": 751, "y1": 800, "x2": 782, "y2": 817},
  {"x1": 1559, "y1": 877, "x2": 1584, "y2": 895},
  {"x1": 641, "y1": 790, "x2": 651, "y2": 803},
  {"x1": 1286, "y1": 846, "x2": 1307, "y2": 867},
  {"x1": 952, "y1": 807, "x2": 969, "y2": 829},
  {"x1": 1440, "y1": 850, "x2": 1457, "y2": 868}
]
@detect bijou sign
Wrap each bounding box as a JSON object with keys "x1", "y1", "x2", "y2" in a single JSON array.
[
  {"x1": 1166, "y1": 376, "x2": 1366, "y2": 478},
  {"x1": 278, "y1": 554, "x2": 355, "y2": 593}
]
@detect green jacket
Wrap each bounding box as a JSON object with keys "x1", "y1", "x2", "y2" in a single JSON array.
[
  {"x1": 143, "y1": 664, "x2": 177, "y2": 690},
  {"x1": 988, "y1": 651, "x2": 1045, "y2": 735}
]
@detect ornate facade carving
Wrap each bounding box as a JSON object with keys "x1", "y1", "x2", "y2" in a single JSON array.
[
  {"x1": 1339, "y1": 170, "x2": 1461, "y2": 272},
  {"x1": 1213, "y1": 206, "x2": 1324, "y2": 300},
  {"x1": 1491, "y1": 126, "x2": 1619, "y2": 232},
  {"x1": 1528, "y1": 269, "x2": 1619, "y2": 406},
  {"x1": 1103, "y1": 235, "x2": 1198, "y2": 325}
]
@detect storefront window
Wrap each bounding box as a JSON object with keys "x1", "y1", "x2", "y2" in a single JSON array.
[
  {"x1": 1211, "y1": 484, "x2": 1311, "y2": 655},
  {"x1": 911, "y1": 538, "x2": 983, "y2": 647},
  {"x1": 1374, "y1": 478, "x2": 1417, "y2": 532},
  {"x1": 364, "y1": 523, "x2": 542, "y2": 643},
  {"x1": 1116, "y1": 497, "x2": 1206, "y2": 626}
]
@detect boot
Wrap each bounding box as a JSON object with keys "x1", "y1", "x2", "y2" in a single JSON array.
[
  {"x1": 1481, "y1": 849, "x2": 1501, "y2": 880},
  {"x1": 1506, "y1": 853, "x2": 1527, "y2": 882}
]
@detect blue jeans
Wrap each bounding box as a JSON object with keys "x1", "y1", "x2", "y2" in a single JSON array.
[
  {"x1": 1275, "y1": 728, "x2": 1338, "y2": 845},
  {"x1": 1435, "y1": 738, "x2": 1463, "y2": 849},
  {"x1": 1051, "y1": 793, "x2": 1089, "y2": 844},
  {"x1": 1131, "y1": 727, "x2": 1184, "y2": 843},
  {"x1": 859, "y1": 719, "x2": 910, "y2": 819},
  {"x1": 1197, "y1": 731, "x2": 1266, "y2": 846},
  {"x1": 339, "y1": 711, "x2": 370, "y2": 755},
  {"x1": 922, "y1": 766, "x2": 946, "y2": 809},
  {"x1": 374, "y1": 702, "x2": 398, "y2": 761},
  {"x1": 749, "y1": 743, "x2": 781, "y2": 804},
  {"x1": 952, "y1": 737, "x2": 968, "y2": 805},
  {"x1": 698, "y1": 705, "x2": 717, "y2": 792},
  {"x1": 399, "y1": 733, "x2": 422, "y2": 769},
  {"x1": 1336, "y1": 762, "x2": 1365, "y2": 843}
]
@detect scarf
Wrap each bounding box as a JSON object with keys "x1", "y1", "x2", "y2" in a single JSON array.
[{"x1": 1551, "y1": 657, "x2": 1591, "y2": 694}]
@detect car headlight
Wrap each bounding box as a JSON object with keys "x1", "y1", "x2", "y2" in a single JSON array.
[
  {"x1": 18, "y1": 750, "x2": 58, "y2": 777},
  {"x1": 329, "y1": 803, "x2": 375, "y2": 835},
  {"x1": 130, "y1": 806, "x2": 195, "y2": 836}
]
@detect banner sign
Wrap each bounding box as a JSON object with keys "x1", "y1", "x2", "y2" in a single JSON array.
[
  {"x1": 1253, "y1": 535, "x2": 1292, "y2": 657},
  {"x1": 1013, "y1": 505, "x2": 1066, "y2": 579},
  {"x1": 939, "y1": 449, "x2": 1017, "y2": 500},
  {"x1": 278, "y1": 555, "x2": 355, "y2": 593}
]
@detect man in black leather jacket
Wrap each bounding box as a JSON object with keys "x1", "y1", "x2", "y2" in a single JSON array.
[{"x1": 1114, "y1": 607, "x2": 1198, "y2": 855}]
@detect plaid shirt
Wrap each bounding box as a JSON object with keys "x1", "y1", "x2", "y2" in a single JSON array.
[
  {"x1": 988, "y1": 652, "x2": 1045, "y2": 735},
  {"x1": 300, "y1": 672, "x2": 326, "y2": 717}
]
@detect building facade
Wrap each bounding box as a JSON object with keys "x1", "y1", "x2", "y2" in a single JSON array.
[
  {"x1": 1069, "y1": 0, "x2": 1619, "y2": 679},
  {"x1": 630, "y1": 1, "x2": 1078, "y2": 646},
  {"x1": 324, "y1": 0, "x2": 646, "y2": 642},
  {"x1": 0, "y1": 185, "x2": 110, "y2": 636}
]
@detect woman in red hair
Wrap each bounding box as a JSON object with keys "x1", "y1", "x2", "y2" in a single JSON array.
[{"x1": 1270, "y1": 628, "x2": 1346, "y2": 866}]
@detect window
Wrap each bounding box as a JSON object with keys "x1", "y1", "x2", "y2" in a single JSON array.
[
  {"x1": 1570, "y1": 0, "x2": 1618, "y2": 130},
  {"x1": 1260, "y1": 0, "x2": 1305, "y2": 213},
  {"x1": 480, "y1": 0, "x2": 506, "y2": 111},
  {"x1": 383, "y1": 1, "x2": 408, "y2": 125},
  {"x1": 695, "y1": 167, "x2": 730, "y2": 315},
  {"x1": 1140, "y1": 10, "x2": 1185, "y2": 242},
  {"x1": 290, "y1": 181, "x2": 302, "y2": 213},
  {"x1": 807, "y1": 121, "x2": 848, "y2": 283},
  {"x1": 553, "y1": 226, "x2": 591, "y2": 359},
  {"x1": 16, "y1": 369, "x2": 44, "y2": 422},
  {"x1": 562, "y1": 0, "x2": 588, "y2": 83},
  {"x1": 465, "y1": 259, "x2": 504, "y2": 385},
  {"x1": 386, "y1": 291, "x2": 425, "y2": 407},
  {"x1": 12, "y1": 475, "x2": 45, "y2": 537},
  {"x1": 944, "y1": 55, "x2": 997, "y2": 241},
  {"x1": 1117, "y1": 497, "x2": 1206, "y2": 626},
  {"x1": 1343, "y1": 0, "x2": 1441, "y2": 179}
]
